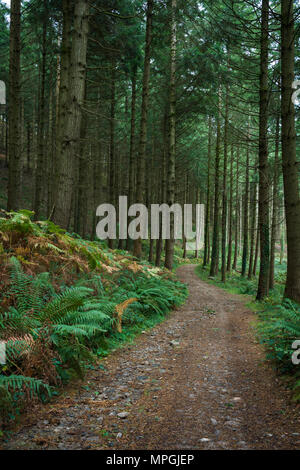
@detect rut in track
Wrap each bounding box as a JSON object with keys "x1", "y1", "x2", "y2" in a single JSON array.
[{"x1": 3, "y1": 265, "x2": 300, "y2": 450}]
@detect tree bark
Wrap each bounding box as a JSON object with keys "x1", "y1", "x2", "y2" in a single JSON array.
[
  {"x1": 281, "y1": 0, "x2": 300, "y2": 302},
  {"x1": 133, "y1": 0, "x2": 153, "y2": 258},
  {"x1": 165, "y1": 0, "x2": 177, "y2": 270},
  {"x1": 209, "y1": 90, "x2": 221, "y2": 277},
  {"x1": 54, "y1": 0, "x2": 89, "y2": 228},
  {"x1": 226, "y1": 144, "x2": 234, "y2": 271},
  {"x1": 221, "y1": 85, "x2": 229, "y2": 281},
  {"x1": 126, "y1": 66, "x2": 137, "y2": 251},
  {"x1": 248, "y1": 182, "x2": 257, "y2": 279},
  {"x1": 269, "y1": 116, "x2": 280, "y2": 290},
  {"x1": 242, "y1": 122, "x2": 250, "y2": 276},
  {"x1": 203, "y1": 116, "x2": 212, "y2": 267},
  {"x1": 7, "y1": 0, "x2": 21, "y2": 211},
  {"x1": 108, "y1": 61, "x2": 116, "y2": 249},
  {"x1": 256, "y1": 0, "x2": 270, "y2": 300},
  {"x1": 34, "y1": 0, "x2": 48, "y2": 219}
]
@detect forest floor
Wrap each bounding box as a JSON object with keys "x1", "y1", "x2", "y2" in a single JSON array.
[{"x1": 2, "y1": 265, "x2": 300, "y2": 450}]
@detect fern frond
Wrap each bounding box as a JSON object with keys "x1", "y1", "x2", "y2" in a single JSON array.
[
  {"x1": 40, "y1": 287, "x2": 93, "y2": 323},
  {"x1": 0, "y1": 375, "x2": 52, "y2": 398}
]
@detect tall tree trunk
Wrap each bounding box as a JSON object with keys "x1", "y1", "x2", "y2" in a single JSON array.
[
  {"x1": 221, "y1": 85, "x2": 229, "y2": 281},
  {"x1": 34, "y1": 0, "x2": 48, "y2": 219},
  {"x1": 256, "y1": 0, "x2": 270, "y2": 300},
  {"x1": 248, "y1": 182, "x2": 257, "y2": 279},
  {"x1": 133, "y1": 0, "x2": 153, "y2": 258},
  {"x1": 54, "y1": 0, "x2": 89, "y2": 228},
  {"x1": 165, "y1": 0, "x2": 177, "y2": 270},
  {"x1": 126, "y1": 66, "x2": 137, "y2": 251},
  {"x1": 227, "y1": 144, "x2": 234, "y2": 271},
  {"x1": 108, "y1": 61, "x2": 116, "y2": 249},
  {"x1": 203, "y1": 116, "x2": 212, "y2": 267},
  {"x1": 253, "y1": 219, "x2": 260, "y2": 276},
  {"x1": 280, "y1": 214, "x2": 285, "y2": 264},
  {"x1": 77, "y1": 98, "x2": 88, "y2": 238},
  {"x1": 148, "y1": 127, "x2": 155, "y2": 262},
  {"x1": 52, "y1": 0, "x2": 72, "y2": 211},
  {"x1": 7, "y1": 0, "x2": 21, "y2": 211},
  {"x1": 26, "y1": 123, "x2": 31, "y2": 172},
  {"x1": 210, "y1": 90, "x2": 221, "y2": 277},
  {"x1": 155, "y1": 111, "x2": 168, "y2": 267},
  {"x1": 242, "y1": 123, "x2": 250, "y2": 276},
  {"x1": 281, "y1": 0, "x2": 300, "y2": 302},
  {"x1": 232, "y1": 153, "x2": 239, "y2": 271},
  {"x1": 269, "y1": 116, "x2": 280, "y2": 290}
]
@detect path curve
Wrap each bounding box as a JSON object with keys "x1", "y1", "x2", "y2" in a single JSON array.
[{"x1": 3, "y1": 265, "x2": 300, "y2": 450}]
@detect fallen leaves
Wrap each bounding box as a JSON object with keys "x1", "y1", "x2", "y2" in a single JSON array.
[{"x1": 115, "y1": 298, "x2": 138, "y2": 333}]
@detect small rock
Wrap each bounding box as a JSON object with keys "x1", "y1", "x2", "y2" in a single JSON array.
[
  {"x1": 199, "y1": 438, "x2": 211, "y2": 442},
  {"x1": 225, "y1": 420, "x2": 240, "y2": 429},
  {"x1": 117, "y1": 412, "x2": 129, "y2": 419},
  {"x1": 170, "y1": 340, "x2": 180, "y2": 347},
  {"x1": 211, "y1": 418, "x2": 218, "y2": 426},
  {"x1": 116, "y1": 433, "x2": 123, "y2": 439}
]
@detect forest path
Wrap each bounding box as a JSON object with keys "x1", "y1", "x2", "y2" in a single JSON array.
[{"x1": 3, "y1": 265, "x2": 299, "y2": 450}]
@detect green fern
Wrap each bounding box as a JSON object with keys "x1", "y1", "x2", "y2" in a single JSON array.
[
  {"x1": 0, "y1": 210, "x2": 42, "y2": 236},
  {"x1": 257, "y1": 297, "x2": 300, "y2": 374},
  {"x1": 1, "y1": 258, "x2": 111, "y2": 380},
  {"x1": 0, "y1": 376, "x2": 51, "y2": 399}
]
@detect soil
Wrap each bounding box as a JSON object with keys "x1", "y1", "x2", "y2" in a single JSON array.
[{"x1": 2, "y1": 265, "x2": 299, "y2": 450}]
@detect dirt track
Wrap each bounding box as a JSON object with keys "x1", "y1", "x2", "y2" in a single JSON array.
[{"x1": 3, "y1": 265, "x2": 300, "y2": 450}]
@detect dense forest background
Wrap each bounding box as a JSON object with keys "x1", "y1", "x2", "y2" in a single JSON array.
[{"x1": 0, "y1": 0, "x2": 300, "y2": 303}]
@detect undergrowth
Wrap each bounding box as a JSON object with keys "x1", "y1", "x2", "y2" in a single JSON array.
[
  {"x1": 0, "y1": 211, "x2": 188, "y2": 432},
  {"x1": 195, "y1": 263, "x2": 300, "y2": 402}
]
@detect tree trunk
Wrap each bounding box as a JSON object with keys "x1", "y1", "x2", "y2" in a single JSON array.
[
  {"x1": 221, "y1": 85, "x2": 229, "y2": 282},
  {"x1": 54, "y1": 0, "x2": 89, "y2": 228},
  {"x1": 269, "y1": 116, "x2": 280, "y2": 290},
  {"x1": 226, "y1": 144, "x2": 234, "y2": 271},
  {"x1": 126, "y1": 67, "x2": 137, "y2": 251},
  {"x1": 34, "y1": 0, "x2": 48, "y2": 219},
  {"x1": 210, "y1": 90, "x2": 221, "y2": 277},
  {"x1": 203, "y1": 116, "x2": 212, "y2": 267},
  {"x1": 256, "y1": 0, "x2": 270, "y2": 300},
  {"x1": 280, "y1": 215, "x2": 285, "y2": 264},
  {"x1": 248, "y1": 182, "x2": 257, "y2": 279},
  {"x1": 242, "y1": 123, "x2": 250, "y2": 276},
  {"x1": 108, "y1": 61, "x2": 116, "y2": 249},
  {"x1": 52, "y1": 0, "x2": 72, "y2": 211},
  {"x1": 7, "y1": 0, "x2": 21, "y2": 211},
  {"x1": 77, "y1": 98, "x2": 88, "y2": 238},
  {"x1": 165, "y1": 0, "x2": 177, "y2": 270},
  {"x1": 133, "y1": 0, "x2": 153, "y2": 258},
  {"x1": 232, "y1": 152, "x2": 239, "y2": 271},
  {"x1": 281, "y1": 0, "x2": 300, "y2": 302},
  {"x1": 253, "y1": 220, "x2": 260, "y2": 276}
]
